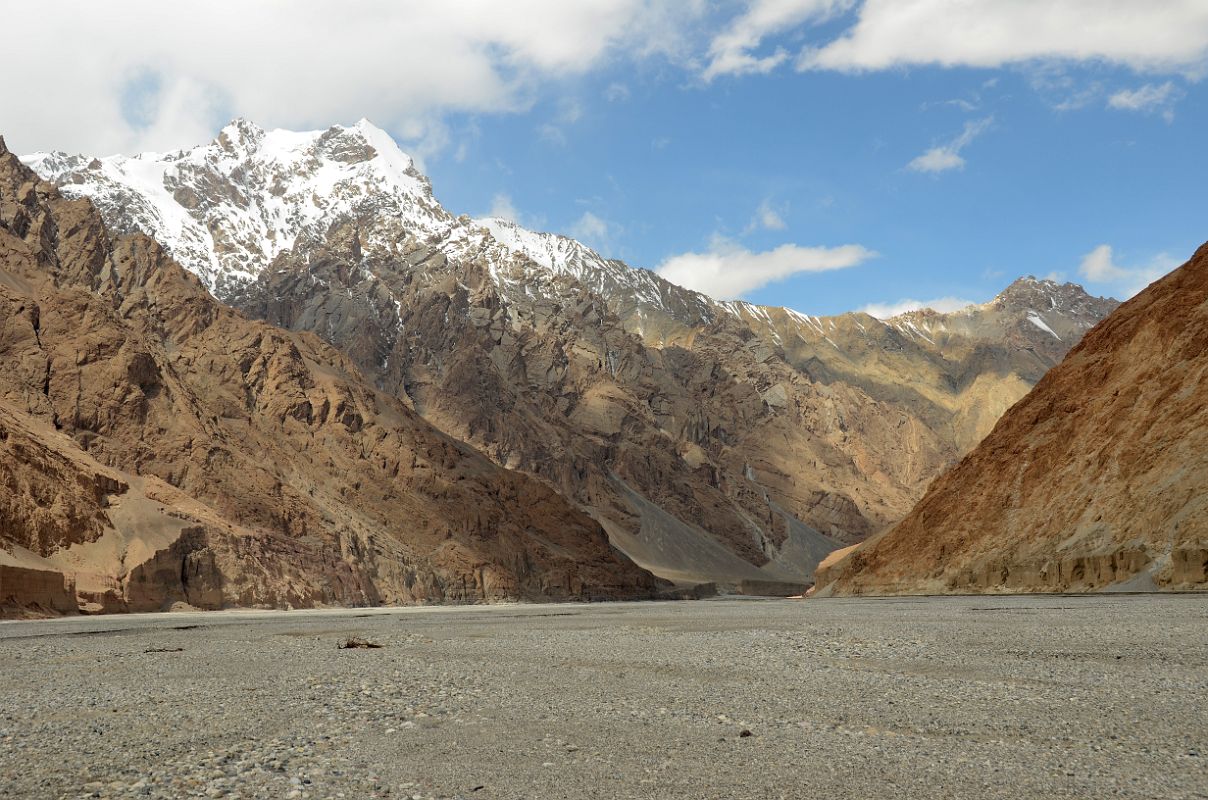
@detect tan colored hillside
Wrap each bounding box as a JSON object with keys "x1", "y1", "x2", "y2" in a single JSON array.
[
  {"x1": 0, "y1": 135, "x2": 656, "y2": 616},
  {"x1": 26, "y1": 122, "x2": 1118, "y2": 589},
  {"x1": 817, "y1": 243, "x2": 1208, "y2": 595}
]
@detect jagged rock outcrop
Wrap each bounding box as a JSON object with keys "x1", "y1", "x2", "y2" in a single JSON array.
[
  {"x1": 816, "y1": 243, "x2": 1208, "y2": 595},
  {"x1": 25, "y1": 121, "x2": 1117, "y2": 588},
  {"x1": 0, "y1": 134, "x2": 657, "y2": 616}
]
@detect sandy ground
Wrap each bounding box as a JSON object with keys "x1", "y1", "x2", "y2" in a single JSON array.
[{"x1": 1, "y1": 595, "x2": 1206, "y2": 799}]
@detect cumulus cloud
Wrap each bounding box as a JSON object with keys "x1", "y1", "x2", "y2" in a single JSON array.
[
  {"x1": 535, "y1": 97, "x2": 587, "y2": 148},
  {"x1": 798, "y1": 0, "x2": 1208, "y2": 74},
  {"x1": 487, "y1": 193, "x2": 523, "y2": 222},
  {"x1": 570, "y1": 211, "x2": 608, "y2": 241},
  {"x1": 605, "y1": 82, "x2": 631, "y2": 102},
  {"x1": 556, "y1": 98, "x2": 585, "y2": 125},
  {"x1": 1079, "y1": 244, "x2": 1131, "y2": 283},
  {"x1": 1107, "y1": 82, "x2": 1181, "y2": 121},
  {"x1": 537, "y1": 123, "x2": 569, "y2": 147},
  {"x1": 568, "y1": 211, "x2": 622, "y2": 253},
  {"x1": 484, "y1": 193, "x2": 546, "y2": 230},
  {"x1": 907, "y1": 117, "x2": 992, "y2": 173},
  {"x1": 859, "y1": 296, "x2": 976, "y2": 319},
  {"x1": 12, "y1": 2, "x2": 1203, "y2": 158},
  {"x1": 744, "y1": 199, "x2": 788, "y2": 233},
  {"x1": 1078, "y1": 244, "x2": 1178, "y2": 298},
  {"x1": 656, "y1": 235, "x2": 875, "y2": 299},
  {"x1": 2, "y1": 0, "x2": 700, "y2": 155},
  {"x1": 703, "y1": 0, "x2": 855, "y2": 80}
]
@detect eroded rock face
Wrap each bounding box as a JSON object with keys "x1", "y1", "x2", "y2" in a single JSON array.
[
  {"x1": 23, "y1": 121, "x2": 1116, "y2": 587},
  {"x1": 0, "y1": 565, "x2": 76, "y2": 616},
  {"x1": 816, "y1": 243, "x2": 1208, "y2": 595},
  {"x1": 0, "y1": 135, "x2": 657, "y2": 616}
]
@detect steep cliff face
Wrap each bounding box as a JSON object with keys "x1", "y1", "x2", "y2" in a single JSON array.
[
  {"x1": 238, "y1": 219, "x2": 941, "y2": 586},
  {"x1": 25, "y1": 121, "x2": 1116, "y2": 587},
  {"x1": 817, "y1": 243, "x2": 1208, "y2": 595},
  {"x1": 0, "y1": 135, "x2": 657, "y2": 616}
]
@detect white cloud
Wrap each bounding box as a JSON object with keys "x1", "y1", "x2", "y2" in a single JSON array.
[
  {"x1": 537, "y1": 123, "x2": 568, "y2": 147},
  {"x1": 907, "y1": 148, "x2": 965, "y2": 174},
  {"x1": 1107, "y1": 82, "x2": 1175, "y2": 111},
  {"x1": 656, "y1": 234, "x2": 875, "y2": 299},
  {"x1": 605, "y1": 82, "x2": 631, "y2": 102},
  {"x1": 570, "y1": 212, "x2": 609, "y2": 241},
  {"x1": 798, "y1": 0, "x2": 1208, "y2": 74},
  {"x1": 568, "y1": 211, "x2": 621, "y2": 253},
  {"x1": 907, "y1": 117, "x2": 992, "y2": 173},
  {"x1": 1050, "y1": 83, "x2": 1107, "y2": 113},
  {"x1": 1107, "y1": 82, "x2": 1180, "y2": 121},
  {"x1": 484, "y1": 193, "x2": 547, "y2": 230},
  {"x1": 2, "y1": 0, "x2": 701, "y2": 156},
  {"x1": 487, "y1": 193, "x2": 523, "y2": 223},
  {"x1": 923, "y1": 98, "x2": 978, "y2": 112},
  {"x1": 1079, "y1": 244, "x2": 1130, "y2": 282},
  {"x1": 9, "y1": 2, "x2": 1206, "y2": 158},
  {"x1": 556, "y1": 98, "x2": 584, "y2": 125},
  {"x1": 704, "y1": 0, "x2": 855, "y2": 80},
  {"x1": 535, "y1": 97, "x2": 587, "y2": 148},
  {"x1": 744, "y1": 199, "x2": 788, "y2": 233},
  {"x1": 859, "y1": 296, "x2": 976, "y2": 319},
  {"x1": 1078, "y1": 244, "x2": 1179, "y2": 298}
]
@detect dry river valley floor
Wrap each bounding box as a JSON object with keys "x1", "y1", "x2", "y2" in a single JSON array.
[{"x1": 1, "y1": 595, "x2": 1206, "y2": 800}]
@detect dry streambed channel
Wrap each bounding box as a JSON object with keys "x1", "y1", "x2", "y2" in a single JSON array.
[{"x1": 1, "y1": 595, "x2": 1206, "y2": 799}]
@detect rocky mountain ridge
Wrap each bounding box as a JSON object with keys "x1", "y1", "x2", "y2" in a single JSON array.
[
  {"x1": 24, "y1": 120, "x2": 1119, "y2": 588},
  {"x1": 26, "y1": 120, "x2": 1113, "y2": 356},
  {"x1": 817, "y1": 242, "x2": 1208, "y2": 595},
  {"x1": 0, "y1": 134, "x2": 657, "y2": 616}
]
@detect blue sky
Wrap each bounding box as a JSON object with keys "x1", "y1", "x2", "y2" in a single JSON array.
[
  {"x1": 5, "y1": 1, "x2": 1207, "y2": 316},
  {"x1": 426, "y1": 44, "x2": 1207, "y2": 315}
]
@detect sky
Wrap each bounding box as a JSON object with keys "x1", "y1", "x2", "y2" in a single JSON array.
[{"x1": 3, "y1": 1, "x2": 1207, "y2": 316}]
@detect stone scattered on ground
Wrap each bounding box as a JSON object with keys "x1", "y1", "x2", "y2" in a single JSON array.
[{"x1": 1, "y1": 596, "x2": 1205, "y2": 799}]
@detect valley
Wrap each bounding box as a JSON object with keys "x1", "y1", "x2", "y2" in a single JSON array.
[
  {"x1": 2, "y1": 596, "x2": 1205, "y2": 799},
  {"x1": 2, "y1": 5, "x2": 1206, "y2": 800},
  {"x1": 11, "y1": 121, "x2": 1119, "y2": 604},
  {"x1": 818, "y1": 242, "x2": 1208, "y2": 595}
]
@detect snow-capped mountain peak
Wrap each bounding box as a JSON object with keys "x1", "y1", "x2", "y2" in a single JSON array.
[
  {"x1": 22, "y1": 119, "x2": 714, "y2": 333},
  {"x1": 23, "y1": 119, "x2": 447, "y2": 298},
  {"x1": 28, "y1": 118, "x2": 1115, "y2": 358}
]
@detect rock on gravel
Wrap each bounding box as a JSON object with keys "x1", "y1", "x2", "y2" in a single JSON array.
[{"x1": 0, "y1": 596, "x2": 1206, "y2": 799}]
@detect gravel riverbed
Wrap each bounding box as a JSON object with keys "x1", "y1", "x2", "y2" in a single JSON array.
[{"x1": 1, "y1": 595, "x2": 1205, "y2": 799}]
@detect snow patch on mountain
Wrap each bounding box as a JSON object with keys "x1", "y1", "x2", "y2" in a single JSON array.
[
  {"x1": 21, "y1": 120, "x2": 1114, "y2": 356},
  {"x1": 1027, "y1": 312, "x2": 1062, "y2": 339},
  {"x1": 23, "y1": 118, "x2": 710, "y2": 329},
  {"x1": 26, "y1": 119, "x2": 448, "y2": 298}
]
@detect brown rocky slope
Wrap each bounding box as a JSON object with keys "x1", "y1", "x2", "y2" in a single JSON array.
[
  {"x1": 26, "y1": 121, "x2": 1117, "y2": 588},
  {"x1": 816, "y1": 242, "x2": 1208, "y2": 595},
  {"x1": 0, "y1": 135, "x2": 657, "y2": 616}
]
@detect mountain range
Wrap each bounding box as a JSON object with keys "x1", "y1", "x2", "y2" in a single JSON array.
[
  {"x1": 817, "y1": 242, "x2": 1208, "y2": 594},
  {"x1": 0, "y1": 136, "x2": 655, "y2": 613},
  {"x1": 4, "y1": 120, "x2": 1125, "y2": 612}
]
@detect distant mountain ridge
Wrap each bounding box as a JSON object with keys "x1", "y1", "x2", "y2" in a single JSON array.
[
  {"x1": 23, "y1": 120, "x2": 1120, "y2": 589},
  {"x1": 817, "y1": 242, "x2": 1208, "y2": 595}
]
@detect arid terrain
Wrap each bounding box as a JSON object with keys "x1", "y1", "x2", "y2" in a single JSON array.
[
  {"x1": 22, "y1": 121, "x2": 1118, "y2": 592},
  {"x1": 817, "y1": 242, "x2": 1208, "y2": 595},
  {"x1": 2, "y1": 596, "x2": 1206, "y2": 800},
  {"x1": 0, "y1": 136, "x2": 657, "y2": 614}
]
